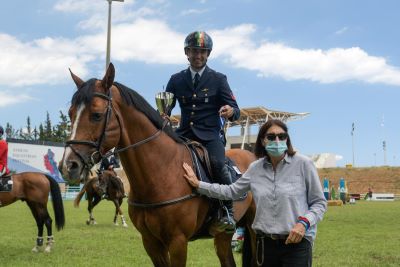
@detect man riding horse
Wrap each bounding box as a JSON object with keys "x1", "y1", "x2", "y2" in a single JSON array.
[{"x1": 164, "y1": 31, "x2": 240, "y2": 232}]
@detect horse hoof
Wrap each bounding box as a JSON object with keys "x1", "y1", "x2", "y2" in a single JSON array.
[
  {"x1": 44, "y1": 246, "x2": 51, "y2": 253},
  {"x1": 114, "y1": 222, "x2": 119, "y2": 226},
  {"x1": 122, "y1": 223, "x2": 128, "y2": 227},
  {"x1": 86, "y1": 220, "x2": 90, "y2": 225},
  {"x1": 32, "y1": 246, "x2": 40, "y2": 253}
]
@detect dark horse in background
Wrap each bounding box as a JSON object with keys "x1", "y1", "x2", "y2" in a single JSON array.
[
  {"x1": 74, "y1": 169, "x2": 128, "y2": 227},
  {"x1": 59, "y1": 63, "x2": 258, "y2": 266},
  {"x1": 0, "y1": 172, "x2": 65, "y2": 252}
]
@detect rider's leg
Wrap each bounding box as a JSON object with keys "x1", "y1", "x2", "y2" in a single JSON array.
[{"x1": 204, "y1": 139, "x2": 236, "y2": 232}]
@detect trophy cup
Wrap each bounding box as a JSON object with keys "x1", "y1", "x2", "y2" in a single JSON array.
[{"x1": 155, "y1": 92, "x2": 174, "y2": 116}]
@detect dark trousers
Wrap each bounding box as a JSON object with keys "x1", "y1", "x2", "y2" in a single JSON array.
[
  {"x1": 257, "y1": 237, "x2": 312, "y2": 267},
  {"x1": 184, "y1": 132, "x2": 230, "y2": 185}
]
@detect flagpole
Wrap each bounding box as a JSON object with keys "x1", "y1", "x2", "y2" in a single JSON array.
[{"x1": 351, "y1": 122, "x2": 355, "y2": 166}]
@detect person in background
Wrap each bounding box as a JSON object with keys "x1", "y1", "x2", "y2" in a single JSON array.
[
  {"x1": 165, "y1": 31, "x2": 240, "y2": 232},
  {"x1": 100, "y1": 155, "x2": 119, "y2": 172},
  {"x1": 183, "y1": 119, "x2": 327, "y2": 266},
  {"x1": 0, "y1": 126, "x2": 10, "y2": 177}
]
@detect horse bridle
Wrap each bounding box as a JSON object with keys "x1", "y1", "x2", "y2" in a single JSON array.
[
  {"x1": 65, "y1": 86, "x2": 166, "y2": 177},
  {"x1": 65, "y1": 91, "x2": 113, "y2": 176}
]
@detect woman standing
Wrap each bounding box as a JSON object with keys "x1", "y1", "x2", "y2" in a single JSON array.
[{"x1": 183, "y1": 119, "x2": 327, "y2": 266}]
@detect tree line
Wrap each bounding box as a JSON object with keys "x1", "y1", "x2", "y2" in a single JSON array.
[{"x1": 5, "y1": 111, "x2": 70, "y2": 143}]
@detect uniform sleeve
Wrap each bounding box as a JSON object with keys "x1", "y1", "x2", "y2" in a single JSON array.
[
  {"x1": 197, "y1": 168, "x2": 251, "y2": 200},
  {"x1": 0, "y1": 142, "x2": 6, "y2": 170},
  {"x1": 165, "y1": 76, "x2": 177, "y2": 116},
  {"x1": 219, "y1": 75, "x2": 240, "y2": 121},
  {"x1": 303, "y1": 159, "x2": 327, "y2": 226}
]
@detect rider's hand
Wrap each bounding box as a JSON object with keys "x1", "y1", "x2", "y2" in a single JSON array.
[
  {"x1": 183, "y1": 163, "x2": 200, "y2": 188},
  {"x1": 160, "y1": 112, "x2": 170, "y2": 121},
  {"x1": 219, "y1": 105, "x2": 233, "y2": 119}
]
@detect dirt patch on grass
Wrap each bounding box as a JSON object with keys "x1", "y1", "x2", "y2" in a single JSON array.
[{"x1": 318, "y1": 167, "x2": 400, "y2": 194}]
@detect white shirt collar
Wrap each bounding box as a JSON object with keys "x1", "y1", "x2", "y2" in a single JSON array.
[{"x1": 190, "y1": 65, "x2": 206, "y2": 80}]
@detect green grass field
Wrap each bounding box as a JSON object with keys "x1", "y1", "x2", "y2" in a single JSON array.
[{"x1": 0, "y1": 200, "x2": 399, "y2": 267}]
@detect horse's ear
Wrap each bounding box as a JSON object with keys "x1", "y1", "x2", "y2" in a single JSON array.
[
  {"x1": 102, "y1": 63, "x2": 115, "y2": 92},
  {"x1": 69, "y1": 68, "x2": 84, "y2": 89}
]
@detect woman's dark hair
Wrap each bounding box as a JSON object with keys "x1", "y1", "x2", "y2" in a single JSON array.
[{"x1": 254, "y1": 119, "x2": 296, "y2": 159}]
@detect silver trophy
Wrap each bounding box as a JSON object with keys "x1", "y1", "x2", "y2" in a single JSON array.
[{"x1": 155, "y1": 92, "x2": 174, "y2": 115}]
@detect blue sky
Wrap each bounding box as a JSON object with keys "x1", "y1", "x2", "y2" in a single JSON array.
[{"x1": 1, "y1": 0, "x2": 399, "y2": 167}]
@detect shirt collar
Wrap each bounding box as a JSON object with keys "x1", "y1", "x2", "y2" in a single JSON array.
[
  {"x1": 263, "y1": 153, "x2": 292, "y2": 167},
  {"x1": 190, "y1": 65, "x2": 206, "y2": 79}
]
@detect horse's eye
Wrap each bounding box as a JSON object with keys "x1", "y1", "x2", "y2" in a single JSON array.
[{"x1": 91, "y1": 112, "x2": 103, "y2": 122}]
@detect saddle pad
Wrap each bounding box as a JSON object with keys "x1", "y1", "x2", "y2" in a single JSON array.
[{"x1": 0, "y1": 176, "x2": 13, "y2": 192}]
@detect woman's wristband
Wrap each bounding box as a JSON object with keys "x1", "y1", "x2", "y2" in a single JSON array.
[{"x1": 297, "y1": 216, "x2": 310, "y2": 231}]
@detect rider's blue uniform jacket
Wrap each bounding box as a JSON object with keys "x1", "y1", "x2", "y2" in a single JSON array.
[{"x1": 166, "y1": 66, "x2": 240, "y2": 141}]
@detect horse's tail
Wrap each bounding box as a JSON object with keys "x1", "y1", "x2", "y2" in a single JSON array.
[
  {"x1": 74, "y1": 183, "x2": 87, "y2": 208},
  {"x1": 45, "y1": 174, "x2": 65, "y2": 231},
  {"x1": 242, "y1": 225, "x2": 253, "y2": 267}
]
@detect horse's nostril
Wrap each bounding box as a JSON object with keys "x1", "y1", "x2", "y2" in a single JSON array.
[{"x1": 68, "y1": 160, "x2": 79, "y2": 171}]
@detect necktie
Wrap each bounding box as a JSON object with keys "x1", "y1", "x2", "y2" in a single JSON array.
[{"x1": 193, "y1": 73, "x2": 200, "y2": 89}]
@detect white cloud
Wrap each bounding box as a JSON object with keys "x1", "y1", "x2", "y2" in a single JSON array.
[
  {"x1": 335, "y1": 26, "x2": 348, "y2": 35},
  {"x1": 1, "y1": 4, "x2": 400, "y2": 91},
  {"x1": 180, "y1": 9, "x2": 208, "y2": 16},
  {"x1": 0, "y1": 91, "x2": 34, "y2": 107},
  {"x1": 212, "y1": 24, "x2": 400, "y2": 86},
  {"x1": 0, "y1": 34, "x2": 90, "y2": 87}
]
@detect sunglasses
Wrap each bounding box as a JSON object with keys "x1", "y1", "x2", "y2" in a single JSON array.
[{"x1": 265, "y1": 133, "x2": 288, "y2": 141}]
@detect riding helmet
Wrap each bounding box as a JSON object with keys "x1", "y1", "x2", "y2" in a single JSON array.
[{"x1": 184, "y1": 31, "x2": 213, "y2": 52}]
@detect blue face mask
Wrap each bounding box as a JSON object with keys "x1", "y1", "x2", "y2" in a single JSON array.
[{"x1": 265, "y1": 141, "x2": 287, "y2": 157}]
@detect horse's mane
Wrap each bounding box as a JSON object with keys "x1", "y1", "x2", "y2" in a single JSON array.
[
  {"x1": 71, "y1": 79, "x2": 182, "y2": 143},
  {"x1": 113, "y1": 82, "x2": 182, "y2": 143}
]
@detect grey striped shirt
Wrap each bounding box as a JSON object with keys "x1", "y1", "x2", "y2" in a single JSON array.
[{"x1": 197, "y1": 153, "x2": 327, "y2": 243}]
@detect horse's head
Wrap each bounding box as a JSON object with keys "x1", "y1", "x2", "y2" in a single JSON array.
[{"x1": 60, "y1": 63, "x2": 121, "y2": 183}]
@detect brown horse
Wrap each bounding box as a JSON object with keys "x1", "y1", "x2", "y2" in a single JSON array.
[
  {"x1": 0, "y1": 172, "x2": 65, "y2": 252},
  {"x1": 59, "y1": 63, "x2": 257, "y2": 266},
  {"x1": 74, "y1": 169, "x2": 128, "y2": 227}
]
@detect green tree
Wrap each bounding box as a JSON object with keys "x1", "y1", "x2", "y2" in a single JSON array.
[
  {"x1": 33, "y1": 126, "x2": 38, "y2": 140},
  {"x1": 53, "y1": 111, "x2": 70, "y2": 142},
  {"x1": 38, "y1": 123, "x2": 45, "y2": 141},
  {"x1": 44, "y1": 112, "x2": 52, "y2": 140},
  {"x1": 26, "y1": 116, "x2": 32, "y2": 140}
]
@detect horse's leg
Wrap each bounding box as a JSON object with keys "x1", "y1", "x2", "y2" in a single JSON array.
[
  {"x1": 27, "y1": 202, "x2": 44, "y2": 253},
  {"x1": 112, "y1": 199, "x2": 119, "y2": 226},
  {"x1": 41, "y1": 206, "x2": 54, "y2": 253},
  {"x1": 87, "y1": 194, "x2": 101, "y2": 225},
  {"x1": 140, "y1": 231, "x2": 170, "y2": 267},
  {"x1": 117, "y1": 198, "x2": 128, "y2": 227},
  {"x1": 214, "y1": 232, "x2": 236, "y2": 267},
  {"x1": 167, "y1": 234, "x2": 189, "y2": 267}
]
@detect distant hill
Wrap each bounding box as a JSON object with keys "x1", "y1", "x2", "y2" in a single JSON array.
[{"x1": 318, "y1": 167, "x2": 400, "y2": 194}]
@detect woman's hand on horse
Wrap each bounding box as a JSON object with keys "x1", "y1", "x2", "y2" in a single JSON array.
[{"x1": 183, "y1": 163, "x2": 200, "y2": 188}]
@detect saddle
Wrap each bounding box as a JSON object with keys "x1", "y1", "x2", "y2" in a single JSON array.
[
  {"x1": 183, "y1": 139, "x2": 246, "y2": 239},
  {"x1": 0, "y1": 175, "x2": 13, "y2": 192},
  {"x1": 184, "y1": 139, "x2": 242, "y2": 185}
]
